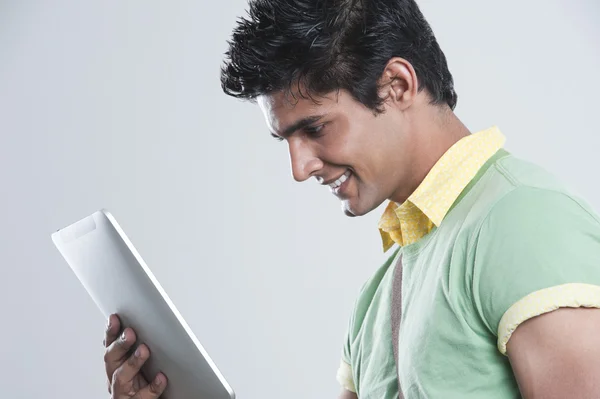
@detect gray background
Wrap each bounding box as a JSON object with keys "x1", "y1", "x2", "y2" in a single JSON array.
[{"x1": 1, "y1": 0, "x2": 599, "y2": 398}]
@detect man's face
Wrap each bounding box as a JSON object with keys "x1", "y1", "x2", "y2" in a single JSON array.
[{"x1": 258, "y1": 89, "x2": 417, "y2": 217}]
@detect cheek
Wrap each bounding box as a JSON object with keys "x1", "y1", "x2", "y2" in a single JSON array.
[
  {"x1": 328, "y1": 113, "x2": 390, "y2": 178},
  {"x1": 353, "y1": 140, "x2": 386, "y2": 181}
]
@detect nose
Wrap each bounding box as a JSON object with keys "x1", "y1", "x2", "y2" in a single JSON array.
[{"x1": 288, "y1": 139, "x2": 323, "y2": 182}]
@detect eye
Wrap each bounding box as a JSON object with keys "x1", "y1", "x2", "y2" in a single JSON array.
[
  {"x1": 304, "y1": 124, "x2": 325, "y2": 138},
  {"x1": 271, "y1": 133, "x2": 284, "y2": 142}
]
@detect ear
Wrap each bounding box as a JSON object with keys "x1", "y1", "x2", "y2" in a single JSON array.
[{"x1": 378, "y1": 57, "x2": 419, "y2": 110}]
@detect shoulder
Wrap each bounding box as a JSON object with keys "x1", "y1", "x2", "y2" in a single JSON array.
[{"x1": 474, "y1": 152, "x2": 600, "y2": 240}]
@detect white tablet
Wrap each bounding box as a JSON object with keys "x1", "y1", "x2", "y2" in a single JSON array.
[{"x1": 51, "y1": 209, "x2": 236, "y2": 399}]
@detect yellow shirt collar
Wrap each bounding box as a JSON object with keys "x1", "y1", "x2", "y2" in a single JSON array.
[{"x1": 378, "y1": 126, "x2": 506, "y2": 252}]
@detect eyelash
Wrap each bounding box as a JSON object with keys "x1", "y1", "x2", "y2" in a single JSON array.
[
  {"x1": 304, "y1": 124, "x2": 325, "y2": 137},
  {"x1": 272, "y1": 124, "x2": 326, "y2": 142}
]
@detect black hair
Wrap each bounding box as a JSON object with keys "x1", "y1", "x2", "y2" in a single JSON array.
[{"x1": 221, "y1": 0, "x2": 457, "y2": 113}]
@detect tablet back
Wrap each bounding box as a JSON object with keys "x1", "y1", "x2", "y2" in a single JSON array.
[{"x1": 51, "y1": 209, "x2": 235, "y2": 399}]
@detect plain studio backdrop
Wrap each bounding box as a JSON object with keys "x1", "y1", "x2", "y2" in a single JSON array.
[{"x1": 1, "y1": 0, "x2": 599, "y2": 398}]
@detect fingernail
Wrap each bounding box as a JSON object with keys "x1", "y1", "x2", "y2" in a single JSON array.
[
  {"x1": 106, "y1": 318, "x2": 111, "y2": 330},
  {"x1": 154, "y1": 375, "x2": 162, "y2": 385},
  {"x1": 121, "y1": 331, "x2": 127, "y2": 341},
  {"x1": 134, "y1": 347, "x2": 141, "y2": 357}
]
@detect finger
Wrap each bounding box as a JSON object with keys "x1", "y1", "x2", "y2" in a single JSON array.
[
  {"x1": 104, "y1": 327, "x2": 137, "y2": 382},
  {"x1": 112, "y1": 343, "x2": 150, "y2": 389},
  {"x1": 103, "y1": 314, "x2": 122, "y2": 395},
  {"x1": 104, "y1": 314, "x2": 121, "y2": 348},
  {"x1": 134, "y1": 373, "x2": 167, "y2": 399}
]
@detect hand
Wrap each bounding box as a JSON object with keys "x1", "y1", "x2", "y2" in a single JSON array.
[{"x1": 103, "y1": 314, "x2": 168, "y2": 398}]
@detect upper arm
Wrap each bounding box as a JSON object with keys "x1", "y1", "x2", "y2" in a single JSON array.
[
  {"x1": 337, "y1": 388, "x2": 358, "y2": 399},
  {"x1": 471, "y1": 188, "x2": 600, "y2": 397},
  {"x1": 472, "y1": 187, "x2": 600, "y2": 353},
  {"x1": 507, "y1": 307, "x2": 600, "y2": 399}
]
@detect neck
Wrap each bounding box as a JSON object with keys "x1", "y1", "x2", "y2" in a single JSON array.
[{"x1": 391, "y1": 107, "x2": 470, "y2": 204}]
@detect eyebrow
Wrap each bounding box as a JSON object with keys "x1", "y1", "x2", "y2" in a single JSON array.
[{"x1": 271, "y1": 114, "x2": 326, "y2": 139}]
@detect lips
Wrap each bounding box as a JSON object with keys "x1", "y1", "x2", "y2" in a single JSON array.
[
  {"x1": 328, "y1": 170, "x2": 353, "y2": 198},
  {"x1": 328, "y1": 170, "x2": 351, "y2": 189}
]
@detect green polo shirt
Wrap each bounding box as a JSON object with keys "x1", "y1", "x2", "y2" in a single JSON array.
[{"x1": 339, "y1": 149, "x2": 600, "y2": 398}]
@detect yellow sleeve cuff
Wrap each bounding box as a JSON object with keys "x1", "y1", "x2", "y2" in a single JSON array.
[
  {"x1": 497, "y1": 283, "x2": 600, "y2": 356},
  {"x1": 336, "y1": 359, "x2": 356, "y2": 393}
]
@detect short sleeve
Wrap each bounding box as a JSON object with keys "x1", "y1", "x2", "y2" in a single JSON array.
[
  {"x1": 336, "y1": 321, "x2": 356, "y2": 392},
  {"x1": 472, "y1": 186, "x2": 600, "y2": 356}
]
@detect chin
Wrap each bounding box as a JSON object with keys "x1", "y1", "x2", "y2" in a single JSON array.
[
  {"x1": 341, "y1": 193, "x2": 387, "y2": 217},
  {"x1": 341, "y1": 200, "x2": 373, "y2": 218},
  {"x1": 343, "y1": 208, "x2": 357, "y2": 217}
]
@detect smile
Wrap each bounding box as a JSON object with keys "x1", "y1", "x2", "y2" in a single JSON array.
[{"x1": 329, "y1": 170, "x2": 352, "y2": 189}]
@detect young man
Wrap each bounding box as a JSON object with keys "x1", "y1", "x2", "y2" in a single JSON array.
[{"x1": 102, "y1": 0, "x2": 600, "y2": 398}]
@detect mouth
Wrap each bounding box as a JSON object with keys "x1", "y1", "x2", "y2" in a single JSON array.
[{"x1": 328, "y1": 169, "x2": 352, "y2": 195}]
